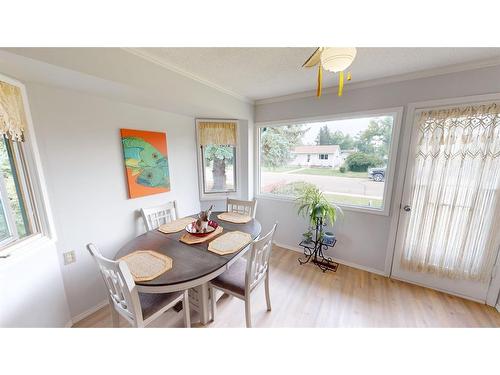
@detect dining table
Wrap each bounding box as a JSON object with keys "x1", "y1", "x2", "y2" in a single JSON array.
[{"x1": 115, "y1": 211, "x2": 262, "y2": 325}]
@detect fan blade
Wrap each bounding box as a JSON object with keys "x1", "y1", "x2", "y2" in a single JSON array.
[
  {"x1": 302, "y1": 47, "x2": 322, "y2": 68},
  {"x1": 317, "y1": 65, "x2": 322, "y2": 97},
  {"x1": 338, "y1": 71, "x2": 344, "y2": 97}
]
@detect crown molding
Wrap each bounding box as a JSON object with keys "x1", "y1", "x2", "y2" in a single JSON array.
[
  {"x1": 122, "y1": 48, "x2": 500, "y2": 107},
  {"x1": 122, "y1": 48, "x2": 254, "y2": 104},
  {"x1": 255, "y1": 56, "x2": 500, "y2": 105}
]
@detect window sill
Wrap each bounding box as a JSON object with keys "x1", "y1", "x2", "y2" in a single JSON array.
[
  {"x1": 200, "y1": 191, "x2": 240, "y2": 201},
  {"x1": 255, "y1": 193, "x2": 391, "y2": 216},
  {"x1": 0, "y1": 233, "x2": 56, "y2": 265}
]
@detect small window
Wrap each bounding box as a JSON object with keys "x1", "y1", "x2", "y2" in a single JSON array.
[
  {"x1": 0, "y1": 79, "x2": 39, "y2": 249},
  {"x1": 319, "y1": 154, "x2": 329, "y2": 160},
  {"x1": 196, "y1": 120, "x2": 238, "y2": 198}
]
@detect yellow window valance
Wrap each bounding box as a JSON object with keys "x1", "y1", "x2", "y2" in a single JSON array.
[
  {"x1": 0, "y1": 81, "x2": 27, "y2": 142},
  {"x1": 198, "y1": 121, "x2": 237, "y2": 146}
]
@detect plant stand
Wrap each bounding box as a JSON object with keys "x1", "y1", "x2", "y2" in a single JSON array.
[{"x1": 298, "y1": 218, "x2": 339, "y2": 272}]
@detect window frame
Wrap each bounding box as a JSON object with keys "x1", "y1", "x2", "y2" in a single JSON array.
[
  {"x1": 195, "y1": 118, "x2": 241, "y2": 201},
  {"x1": 0, "y1": 73, "x2": 57, "y2": 255},
  {"x1": 0, "y1": 170, "x2": 18, "y2": 246},
  {"x1": 254, "y1": 107, "x2": 404, "y2": 216}
]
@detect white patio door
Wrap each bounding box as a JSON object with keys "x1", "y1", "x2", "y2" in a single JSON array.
[{"x1": 392, "y1": 101, "x2": 500, "y2": 303}]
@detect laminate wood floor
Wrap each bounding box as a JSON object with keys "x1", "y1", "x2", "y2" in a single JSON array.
[{"x1": 73, "y1": 246, "x2": 500, "y2": 328}]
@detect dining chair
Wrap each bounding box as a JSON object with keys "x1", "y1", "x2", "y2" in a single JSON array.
[
  {"x1": 141, "y1": 201, "x2": 178, "y2": 231},
  {"x1": 226, "y1": 198, "x2": 258, "y2": 218},
  {"x1": 208, "y1": 222, "x2": 277, "y2": 328},
  {"x1": 86, "y1": 243, "x2": 190, "y2": 328}
]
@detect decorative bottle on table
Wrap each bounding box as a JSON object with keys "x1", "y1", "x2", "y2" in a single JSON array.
[{"x1": 195, "y1": 205, "x2": 213, "y2": 233}]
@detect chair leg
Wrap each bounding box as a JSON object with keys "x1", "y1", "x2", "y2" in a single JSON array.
[
  {"x1": 183, "y1": 290, "x2": 191, "y2": 328},
  {"x1": 245, "y1": 295, "x2": 252, "y2": 328},
  {"x1": 265, "y1": 271, "x2": 272, "y2": 312},
  {"x1": 109, "y1": 299, "x2": 120, "y2": 328},
  {"x1": 209, "y1": 286, "x2": 216, "y2": 323}
]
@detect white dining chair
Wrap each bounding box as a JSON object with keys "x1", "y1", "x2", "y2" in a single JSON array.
[
  {"x1": 208, "y1": 223, "x2": 277, "y2": 328},
  {"x1": 141, "y1": 201, "x2": 178, "y2": 231},
  {"x1": 226, "y1": 198, "x2": 258, "y2": 218},
  {"x1": 86, "y1": 243, "x2": 190, "y2": 328}
]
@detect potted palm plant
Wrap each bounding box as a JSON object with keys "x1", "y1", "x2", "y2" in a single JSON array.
[
  {"x1": 296, "y1": 184, "x2": 342, "y2": 271},
  {"x1": 296, "y1": 184, "x2": 341, "y2": 237}
]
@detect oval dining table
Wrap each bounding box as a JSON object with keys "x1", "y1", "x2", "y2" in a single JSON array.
[{"x1": 115, "y1": 211, "x2": 262, "y2": 325}]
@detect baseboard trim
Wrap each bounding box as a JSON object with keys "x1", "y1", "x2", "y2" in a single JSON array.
[
  {"x1": 390, "y1": 274, "x2": 485, "y2": 304},
  {"x1": 70, "y1": 300, "x2": 108, "y2": 326},
  {"x1": 274, "y1": 242, "x2": 388, "y2": 277}
]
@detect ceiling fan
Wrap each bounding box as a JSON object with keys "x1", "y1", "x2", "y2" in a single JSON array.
[{"x1": 302, "y1": 47, "x2": 357, "y2": 97}]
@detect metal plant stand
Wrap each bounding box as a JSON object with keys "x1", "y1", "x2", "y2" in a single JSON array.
[{"x1": 298, "y1": 217, "x2": 339, "y2": 272}]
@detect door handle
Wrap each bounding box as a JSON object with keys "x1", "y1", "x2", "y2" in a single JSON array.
[{"x1": 403, "y1": 205, "x2": 411, "y2": 212}]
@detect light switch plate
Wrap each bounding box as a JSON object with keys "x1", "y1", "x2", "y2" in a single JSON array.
[{"x1": 63, "y1": 250, "x2": 76, "y2": 265}]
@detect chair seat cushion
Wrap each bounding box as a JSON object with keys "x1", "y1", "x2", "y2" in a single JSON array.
[
  {"x1": 139, "y1": 291, "x2": 183, "y2": 320},
  {"x1": 210, "y1": 258, "x2": 247, "y2": 296}
]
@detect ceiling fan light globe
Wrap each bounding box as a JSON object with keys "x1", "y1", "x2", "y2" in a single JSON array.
[{"x1": 320, "y1": 47, "x2": 357, "y2": 72}]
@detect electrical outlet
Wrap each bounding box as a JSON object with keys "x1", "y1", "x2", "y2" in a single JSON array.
[{"x1": 63, "y1": 250, "x2": 76, "y2": 265}]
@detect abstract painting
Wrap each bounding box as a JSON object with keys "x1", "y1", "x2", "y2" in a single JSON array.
[{"x1": 120, "y1": 128, "x2": 170, "y2": 198}]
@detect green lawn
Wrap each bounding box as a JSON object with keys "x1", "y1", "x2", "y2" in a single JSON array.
[
  {"x1": 324, "y1": 193, "x2": 383, "y2": 208},
  {"x1": 291, "y1": 167, "x2": 368, "y2": 179},
  {"x1": 262, "y1": 165, "x2": 301, "y2": 173},
  {"x1": 269, "y1": 181, "x2": 383, "y2": 209}
]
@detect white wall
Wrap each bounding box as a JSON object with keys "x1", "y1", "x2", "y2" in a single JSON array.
[
  {"x1": 0, "y1": 240, "x2": 71, "y2": 327},
  {"x1": 0, "y1": 49, "x2": 255, "y2": 322},
  {"x1": 255, "y1": 64, "x2": 500, "y2": 274}
]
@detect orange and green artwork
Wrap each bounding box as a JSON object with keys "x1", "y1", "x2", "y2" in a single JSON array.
[{"x1": 120, "y1": 128, "x2": 170, "y2": 198}]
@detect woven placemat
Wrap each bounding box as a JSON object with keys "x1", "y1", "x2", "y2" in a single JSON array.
[
  {"x1": 180, "y1": 226, "x2": 224, "y2": 245},
  {"x1": 217, "y1": 212, "x2": 252, "y2": 224},
  {"x1": 158, "y1": 217, "x2": 195, "y2": 234},
  {"x1": 119, "y1": 250, "x2": 172, "y2": 282},
  {"x1": 208, "y1": 231, "x2": 253, "y2": 255}
]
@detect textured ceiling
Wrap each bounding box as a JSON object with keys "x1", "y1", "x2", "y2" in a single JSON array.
[{"x1": 135, "y1": 47, "x2": 500, "y2": 101}]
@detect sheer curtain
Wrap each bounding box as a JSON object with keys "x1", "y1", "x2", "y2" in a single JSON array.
[{"x1": 401, "y1": 103, "x2": 500, "y2": 281}]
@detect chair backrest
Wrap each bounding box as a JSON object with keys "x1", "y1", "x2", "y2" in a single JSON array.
[
  {"x1": 86, "y1": 244, "x2": 143, "y2": 326},
  {"x1": 141, "y1": 201, "x2": 178, "y2": 231},
  {"x1": 227, "y1": 198, "x2": 258, "y2": 218},
  {"x1": 245, "y1": 223, "x2": 277, "y2": 291}
]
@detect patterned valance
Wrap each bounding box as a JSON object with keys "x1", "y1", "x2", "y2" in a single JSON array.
[
  {"x1": 0, "y1": 81, "x2": 27, "y2": 142},
  {"x1": 418, "y1": 103, "x2": 500, "y2": 124},
  {"x1": 198, "y1": 121, "x2": 237, "y2": 146},
  {"x1": 416, "y1": 103, "x2": 500, "y2": 155}
]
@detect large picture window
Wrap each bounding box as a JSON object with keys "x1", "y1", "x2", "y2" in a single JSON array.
[{"x1": 257, "y1": 111, "x2": 400, "y2": 213}]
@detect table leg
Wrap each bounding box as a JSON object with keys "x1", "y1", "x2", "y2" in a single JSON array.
[{"x1": 198, "y1": 283, "x2": 211, "y2": 325}]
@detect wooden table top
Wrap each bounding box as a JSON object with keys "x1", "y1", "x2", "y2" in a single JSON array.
[{"x1": 115, "y1": 212, "x2": 261, "y2": 287}]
